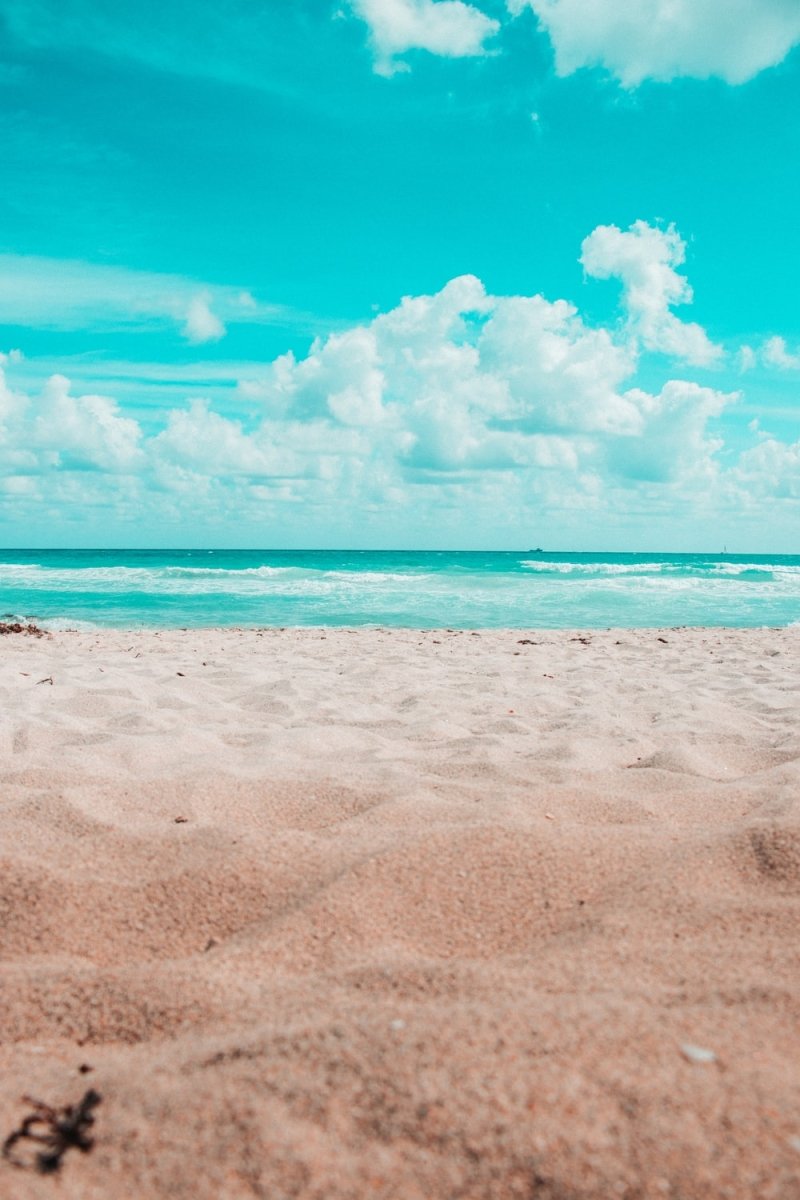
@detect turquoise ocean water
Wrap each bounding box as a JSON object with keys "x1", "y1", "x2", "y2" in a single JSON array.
[{"x1": 1, "y1": 549, "x2": 798, "y2": 629}]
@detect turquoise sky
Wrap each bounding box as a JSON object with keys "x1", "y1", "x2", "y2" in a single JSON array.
[{"x1": 0, "y1": 0, "x2": 798, "y2": 549}]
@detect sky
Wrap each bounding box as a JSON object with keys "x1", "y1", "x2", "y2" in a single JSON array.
[{"x1": 0, "y1": 0, "x2": 798, "y2": 550}]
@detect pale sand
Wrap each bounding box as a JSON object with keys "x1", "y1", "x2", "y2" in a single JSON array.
[{"x1": 0, "y1": 626, "x2": 799, "y2": 1199}]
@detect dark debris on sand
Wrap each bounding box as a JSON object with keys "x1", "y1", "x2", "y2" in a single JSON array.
[
  {"x1": 2, "y1": 1089, "x2": 102, "y2": 1174},
  {"x1": 0, "y1": 621, "x2": 46, "y2": 637}
]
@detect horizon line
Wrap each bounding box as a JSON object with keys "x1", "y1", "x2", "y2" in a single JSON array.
[{"x1": 0, "y1": 547, "x2": 794, "y2": 557}]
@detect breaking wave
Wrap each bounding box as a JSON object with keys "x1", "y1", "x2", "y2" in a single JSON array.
[{"x1": 1, "y1": 551, "x2": 798, "y2": 629}]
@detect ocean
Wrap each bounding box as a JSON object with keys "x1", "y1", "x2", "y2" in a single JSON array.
[{"x1": 1, "y1": 549, "x2": 798, "y2": 630}]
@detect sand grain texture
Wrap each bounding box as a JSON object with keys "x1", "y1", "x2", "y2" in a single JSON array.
[{"x1": 1, "y1": 626, "x2": 799, "y2": 1198}]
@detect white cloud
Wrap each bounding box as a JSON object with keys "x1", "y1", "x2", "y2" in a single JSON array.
[
  {"x1": 182, "y1": 294, "x2": 226, "y2": 344},
  {"x1": 351, "y1": 0, "x2": 499, "y2": 74},
  {"x1": 29, "y1": 373, "x2": 142, "y2": 472},
  {"x1": 0, "y1": 254, "x2": 299, "y2": 341},
  {"x1": 762, "y1": 335, "x2": 800, "y2": 370},
  {"x1": 509, "y1": 0, "x2": 800, "y2": 86},
  {"x1": 0, "y1": 358, "x2": 34, "y2": 474},
  {"x1": 239, "y1": 250, "x2": 733, "y2": 482},
  {"x1": 736, "y1": 336, "x2": 800, "y2": 371},
  {"x1": 735, "y1": 438, "x2": 800, "y2": 498},
  {"x1": 580, "y1": 221, "x2": 722, "y2": 366},
  {"x1": 245, "y1": 322, "x2": 388, "y2": 425},
  {"x1": 151, "y1": 401, "x2": 315, "y2": 479},
  {"x1": 477, "y1": 292, "x2": 639, "y2": 434},
  {"x1": 738, "y1": 345, "x2": 757, "y2": 373},
  {"x1": 606, "y1": 381, "x2": 732, "y2": 483}
]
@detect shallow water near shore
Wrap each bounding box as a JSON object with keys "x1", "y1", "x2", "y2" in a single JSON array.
[{"x1": 1, "y1": 548, "x2": 798, "y2": 629}]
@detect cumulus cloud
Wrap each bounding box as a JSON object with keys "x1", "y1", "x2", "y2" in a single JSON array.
[
  {"x1": 351, "y1": 0, "x2": 499, "y2": 74},
  {"x1": 0, "y1": 361, "x2": 142, "y2": 474},
  {"x1": 150, "y1": 400, "x2": 327, "y2": 480},
  {"x1": 580, "y1": 221, "x2": 722, "y2": 366},
  {"x1": 476, "y1": 293, "x2": 638, "y2": 434},
  {"x1": 509, "y1": 0, "x2": 800, "y2": 86},
  {"x1": 238, "y1": 242, "x2": 733, "y2": 485},
  {"x1": 605, "y1": 381, "x2": 732, "y2": 483},
  {"x1": 735, "y1": 438, "x2": 800, "y2": 498},
  {"x1": 241, "y1": 270, "x2": 640, "y2": 475}
]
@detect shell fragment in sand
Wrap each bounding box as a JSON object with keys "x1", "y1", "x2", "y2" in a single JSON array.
[{"x1": 680, "y1": 1043, "x2": 716, "y2": 1064}]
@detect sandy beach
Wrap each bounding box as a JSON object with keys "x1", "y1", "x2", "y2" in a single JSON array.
[{"x1": 0, "y1": 625, "x2": 798, "y2": 1199}]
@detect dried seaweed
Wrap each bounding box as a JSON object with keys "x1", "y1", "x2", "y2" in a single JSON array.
[
  {"x1": 0, "y1": 622, "x2": 45, "y2": 637},
  {"x1": 2, "y1": 1089, "x2": 101, "y2": 1174}
]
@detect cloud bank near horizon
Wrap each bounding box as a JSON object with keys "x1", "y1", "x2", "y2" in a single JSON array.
[{"x1": 1, "y1": 221, "x2": 797, "y2": 542}]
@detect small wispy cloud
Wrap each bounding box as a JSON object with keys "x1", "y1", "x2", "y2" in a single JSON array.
[
  {"x1": 0, "y1": 254, "x2": 307, "y2": 343},
  {"x1": 763, "y1": 335, "x2": 800, "y2": 370},
  {"x1": 182, "y1": 294, "x2": 226, "y2": 345},
  {"x1": 738, "y1": 336, "x2": 800, "y2": 372}
]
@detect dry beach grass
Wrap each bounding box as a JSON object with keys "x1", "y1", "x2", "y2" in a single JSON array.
[{"x1": 0, "y1": 626, "x2": 799, "y2": 1198}]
